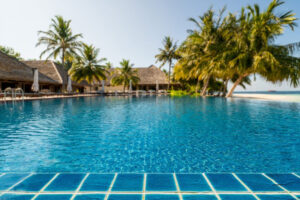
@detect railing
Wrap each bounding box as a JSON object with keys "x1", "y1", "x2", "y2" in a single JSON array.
[{"x1": 3, "y1": 88, "x2": 24, "y2": 101}]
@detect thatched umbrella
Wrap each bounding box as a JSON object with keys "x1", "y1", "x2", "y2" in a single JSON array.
[{"x1": 31, "y1": 68, "x2": 39, "y2": 92}]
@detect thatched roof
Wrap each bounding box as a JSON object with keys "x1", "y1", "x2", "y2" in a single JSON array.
[
  {"x1": 23, "y1": 60, "x2": 87, "y2": 87},
  {"x1": 136, "y1": 65, "x2": 168, "y2": 85},
  {"x1": 0, "y1": 52, "x2": 57, "y2": 84},
  {"x1": 105, "y1": 65, "x2": 168, "y2": 85}
]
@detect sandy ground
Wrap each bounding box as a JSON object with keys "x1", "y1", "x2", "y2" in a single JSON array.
[{"x1": 233, "y1": 93, "x2": 300, "y2": 103}]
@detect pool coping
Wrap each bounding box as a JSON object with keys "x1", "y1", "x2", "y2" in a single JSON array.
[{"x1": 0, "y1": 172, "x2": 299, "y2": 200}]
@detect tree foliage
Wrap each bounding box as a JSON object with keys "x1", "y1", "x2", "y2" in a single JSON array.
[
  {"x1": 155, "y1": 36, "x2": 180, "y2": 90},
  {"x1": 69, "y1": 44, "x2": 108, "y2": 84},
  {"x1": 173, "y1": 0, "x2": 300, "y2": 97},
  {"x1": 0, "y1": 46, "x2": 22, "y2": 60},
  {"x1": 36, "y1": 15, "x2": 82, "y2": 69},
  {"x1": 111, "y1": 59, "x2": 140, "y2": 92}
]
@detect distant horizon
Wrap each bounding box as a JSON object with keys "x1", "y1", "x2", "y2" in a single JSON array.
[
  {"x1": 235, "y1": 90, "x2": 300, "y2": 92},
  {"x1": 1, "y1": 0, "x2": 300, "y2": 91}
]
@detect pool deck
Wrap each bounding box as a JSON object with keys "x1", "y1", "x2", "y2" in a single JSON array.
[
  {"x1": 0, "y1": 173, "x2": 299, "y2": 200},
  {"x1": 0, "y1": 92, "x2": 168, "y2": 102}
]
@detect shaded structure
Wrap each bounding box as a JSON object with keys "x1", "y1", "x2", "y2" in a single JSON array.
[
  {"x1": 104, "y1": 65, "x2": 173, "y2": 92},
  {"x1": 0, "y1": 52, "x2": 58, "y2": 92},
  {"x1": 23, "y1": 60, "x2": 86, "y2": 93}
]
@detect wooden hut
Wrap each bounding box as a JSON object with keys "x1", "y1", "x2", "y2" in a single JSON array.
[
  {"x1": 0, "y1": 52, "x2": 58, "y2": 92},
  {"x1": 104, "y1": 65, "x2": 169, "y2": 91},
  {"x1": 23, "y1": 60, "x2": 87, "y2": 93}
]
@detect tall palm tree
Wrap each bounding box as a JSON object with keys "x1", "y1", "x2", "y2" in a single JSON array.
[
  {"x1": 69, "y1": 44, "x2": 108, "y2": 89},
  {"x1": 176, "y1": 8, "x2": 228, "y2": 96},
  {"x1": 36, "y1": 15, "x2": 82, "y2": 71},
  {"x1": 226, "y1": 0, "x2": 299, "y2": 97},
  {"x1": 155, "y1": 36, "x2": 180, "y2": 90},
  {"x1": 111, "y1": 59, "x2": 140, "y2": 92}
]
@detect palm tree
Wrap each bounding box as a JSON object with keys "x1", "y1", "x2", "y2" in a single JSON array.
[
  {"x1": 226, "y1": 0, "x2": 299, "y2": 97},
  {"x1": 155, "y1": 36, "x2": 180, "y2": 90},
  {"x1": 111, "y1": 59, "x2": 140, "y2": 92},
  {"x1": 105, "y1": 62, "x2": 113, "y2": 69},
  {"x1": 174, "y1": 0, "x2": 300, "y2": 97},
  {"x1": 69, "y1": 44, "x2": 108, "y2": 89},
  {"x1": 36, "y1": 15, "x2": 82, "y2": 71},
  {"x1": 176, "y1": 8, "x2": 228, "y2": 96}
]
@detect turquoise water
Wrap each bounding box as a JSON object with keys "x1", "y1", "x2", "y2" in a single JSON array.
[{"x1": 0, "y1": 96, "x2": 299, "y2": 173}]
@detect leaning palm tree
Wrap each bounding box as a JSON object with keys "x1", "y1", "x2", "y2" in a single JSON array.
[
  {"x1": 111, "y1": 59, "x2": 140, "y2": 92},
  {"x1": 155, "y1": 36, "x2": 180, "y2": 90},
  {"x1": 226, "y1": 0, "x2": 299, "y2": 97},
  {"x1": 69, "y1": 44, "x2": 108, "y2": 89},
  {"x1": 36, "y1": 15, "x2": 82, "y2": 70}
]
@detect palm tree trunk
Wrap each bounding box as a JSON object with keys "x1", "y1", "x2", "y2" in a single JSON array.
[
  {"x1": 200, "y1": 76, "x2": 210, "y2": 96},
  {"x1": 226, "y1": 74, "x2": 248, "y2": 98},
  {"x1": 195, "y1": 79, "x2": 200, "y2": 94},
  {"x1": 222, "y1": 79, "x2": 229, "y2": 97},
  {"x1": 168, "y1": 62, "x2": 171, "y2": 90},
  {"x1": 123, "y1": 84, "x2": 126, "y2": 93},
  {"x1": 62, "y1": 50, "x2": 65, "y2": 91}
]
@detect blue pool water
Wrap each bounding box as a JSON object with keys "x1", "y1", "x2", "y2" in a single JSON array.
[{"x1": 0, "y1": 96, "x2": 299, "y2": 173}]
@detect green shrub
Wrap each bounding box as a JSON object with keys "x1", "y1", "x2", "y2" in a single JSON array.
[{"x1": 170, "y1": 90, "x2": 189, "y2": 97}]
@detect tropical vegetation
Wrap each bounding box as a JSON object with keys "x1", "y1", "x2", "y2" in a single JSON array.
[
  {"x1": 36, "y1": 15, "x2": 82, "y2": 70},
  {"x1": 2, "y1": 0, "x2": 299, "y2": 96},
  {"x1": 111, "y1": 59, "x2": 140, "y2": 92},
  {"x1": 68, "y1": 44, "x2": 108, "y2": 86},
  {"x1": 0, "y1": 46, "x2": 22, "y2": 60},
  {"x1": 155, "y1": 36, "x2": 180, "y2": 90},
  {"x1": 172, "y1": 0, "x2": 300, "y2": 97}
]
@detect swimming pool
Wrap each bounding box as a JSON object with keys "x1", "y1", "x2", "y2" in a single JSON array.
[{"x1": 0, "y1": 96, "x2": 299, "y2": 173}]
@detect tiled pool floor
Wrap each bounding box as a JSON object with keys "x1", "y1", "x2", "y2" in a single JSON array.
[{"x1": 0, "y1": 173, "x2": 299, "y2": 200}]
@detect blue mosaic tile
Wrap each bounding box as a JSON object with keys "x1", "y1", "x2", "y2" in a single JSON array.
[
  {"x1": 267, "y1": 174, "x2": 300, "y2": 191},
  {"x1": 0, "y1": 194, "x2": 34, "y2": 200},
  {"x1": 146, "y1": 174, "x2": 176, "y2": 191},
  {"x1": 257, "y1": 195, "x2": 295, "y2": 200},
  {"x1": 176, "y1": 174, "x2": 211, "y2": 191},
  {"x1": 0, "y1": 174, "x2": 29, "y2": 191},
  {"x1": 146, "y1": 194, "x2": 180, "y2": 200},
  {"x1": 108, "y1": 194, "x2": 142, "y2": 200},
  {"x1": 35, "y1": 194, "x2": 72, "y2": 200},
  {"x1": 182, "y1": 195, "x2": 218, "y2": 200},
  {"x1": 12, "y1": 174, "x2": 55, "y2": 192},
  {"x1": 206, "y1": 174, "x2": 246, "y2": 191},
  {"x1": 219, "y1": 194, "x2": 256, "y2": 200},
  {"x1": 112, "y1": 174, "x2": 143, "y2": 191},
  {"x1": 80, "y1": 174, "x2": 114, "y2": 191},
  {"x1": 44, "y1": 174, "x2": 84, "y2": 191},
  {"x1": 237, "y1": 174, "x2": 283, "y2": 192},
  {"x1": 74, "y1": 194, "x2": 105, "y2": 200}
]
